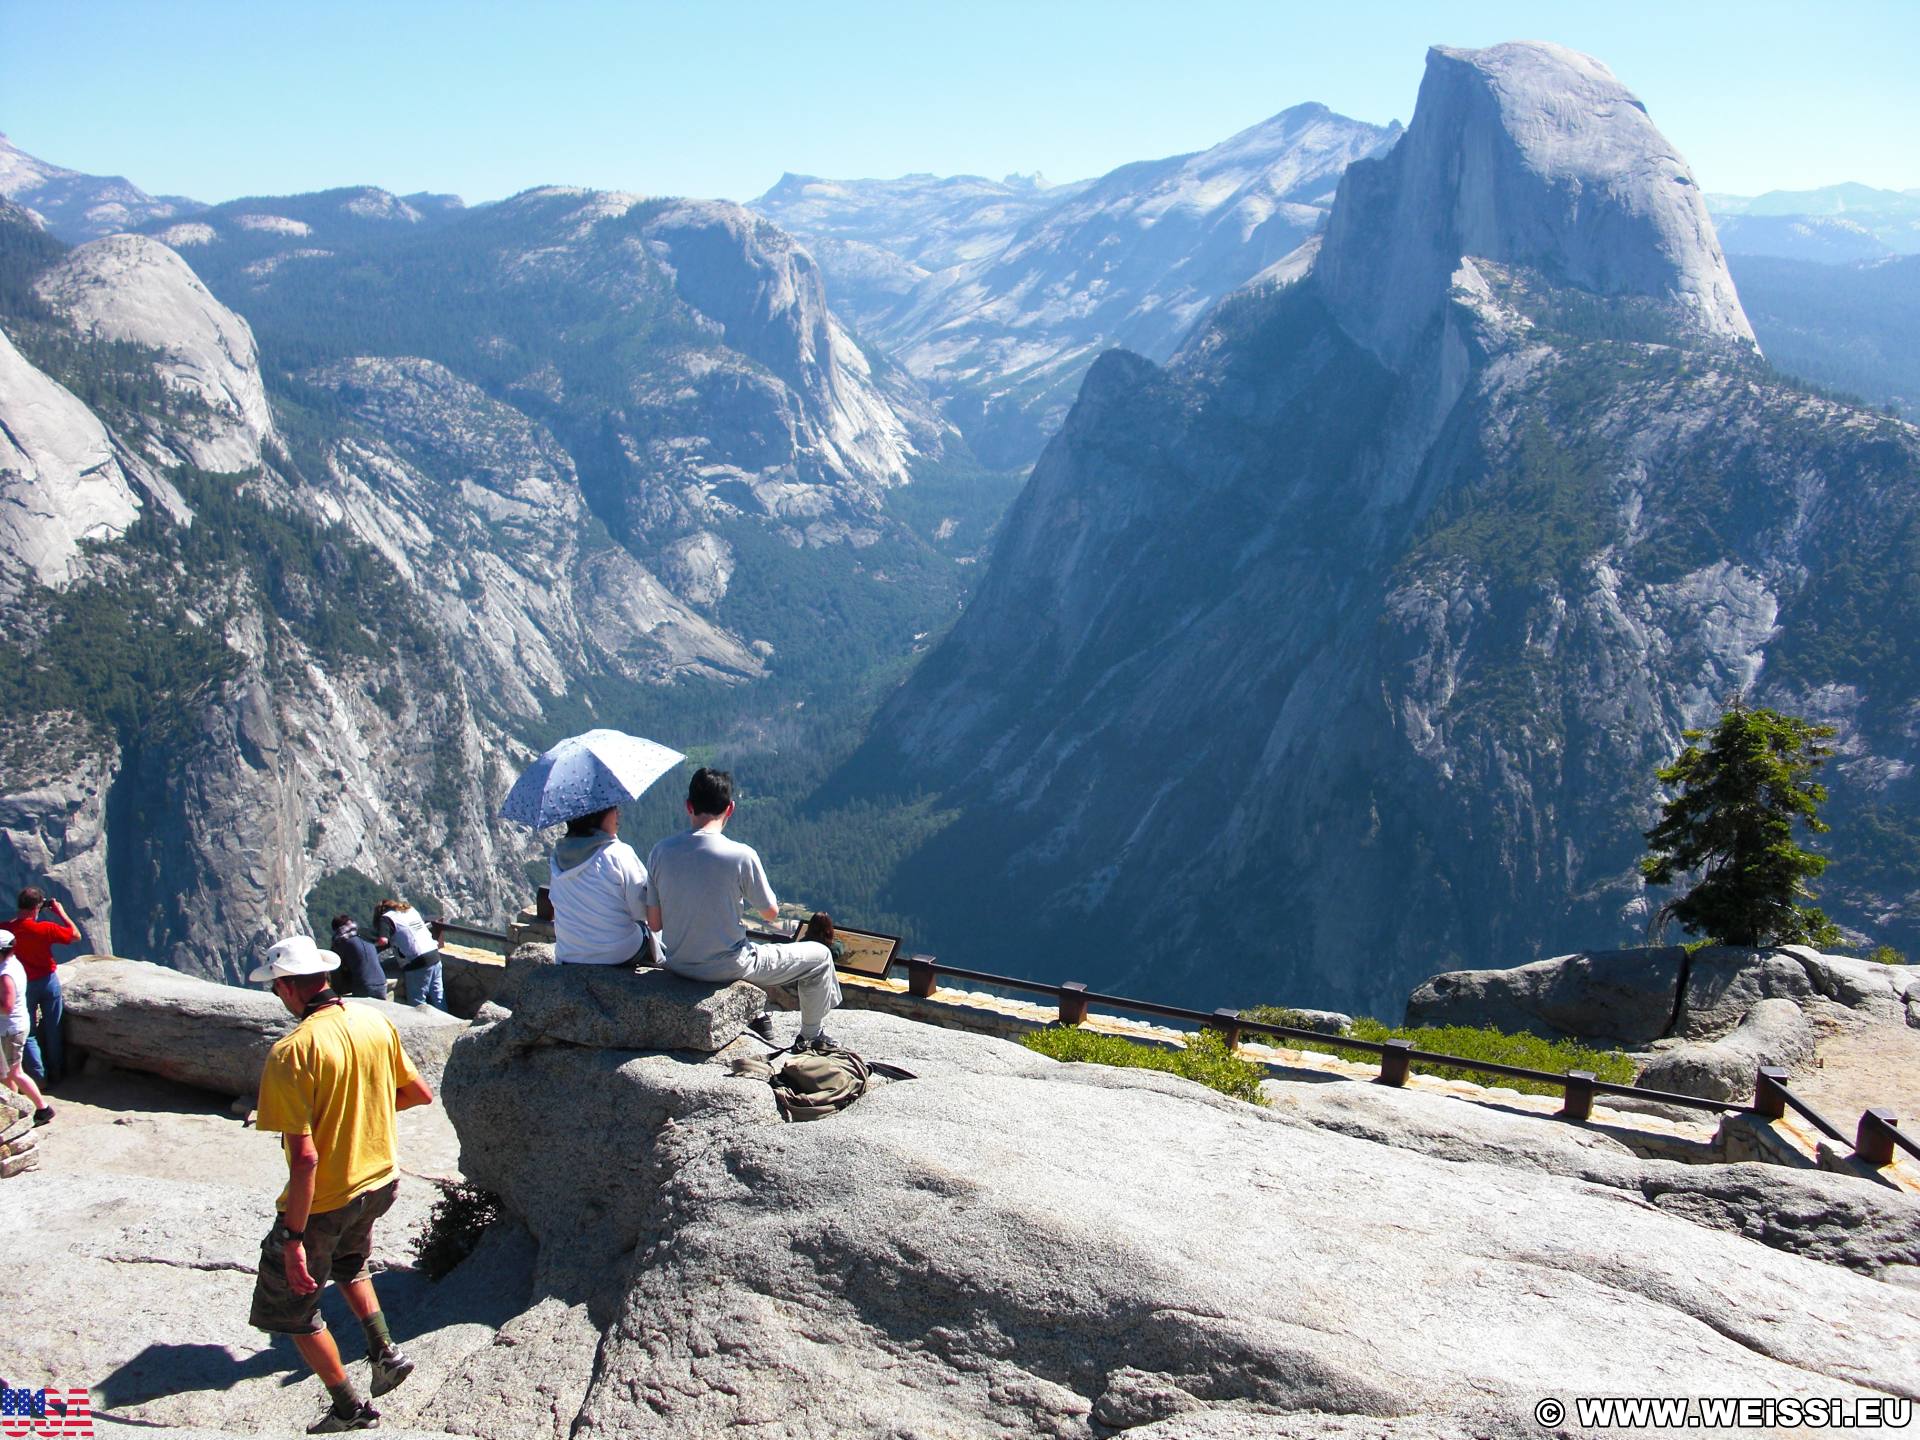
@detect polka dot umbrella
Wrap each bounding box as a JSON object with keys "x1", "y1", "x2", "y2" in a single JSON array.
[{"x1": 501, "y1": 729, "x2": 685, "y2": 829}]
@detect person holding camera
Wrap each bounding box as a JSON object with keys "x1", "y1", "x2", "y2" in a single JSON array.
[{"x1": 10, "y1": 887, "x2": 78, "y2": 1088}]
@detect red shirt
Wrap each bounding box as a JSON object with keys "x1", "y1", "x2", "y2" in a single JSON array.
[{"x1": 8, "y1": 913, "x2": 78, "y2": 981}]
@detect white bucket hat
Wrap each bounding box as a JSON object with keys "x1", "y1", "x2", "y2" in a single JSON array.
[
  {"x1": 0, "y1": 928, "x2": 12, "y2": 952},
  {"x1": 247, "y1": 933, "x2": 339, "y2": 985}
]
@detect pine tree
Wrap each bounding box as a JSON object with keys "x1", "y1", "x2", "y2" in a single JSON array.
[{"x1": 1640, "y1": 696, "x2": 1839, "y2": 947}]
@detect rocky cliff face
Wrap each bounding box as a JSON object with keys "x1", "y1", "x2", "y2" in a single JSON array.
[
  {"x1": 1316, "y1": 43, "x2": 1751, "y2": 368},
  {"x1": 0, "y1": 325, "x2": 148, "y2": 594},
  {"x1": 853, "y1": 42, "x2": 1920, "y2": 1014},
  {"x1": 35, "y1": 234, "x2": 279, "y2": 471},
  {"x1": 140, "y1": 185, "x2": 953, "y2": 610},
  {"x1": 0, "y1": 712, "x2": 116, "y2": 950},
  {"x1": 757, "y1": 106, "x2": 1397, "y2": 469},
  {"x1": 0, "y1": 166, "x2": 974, "y2": 980}
]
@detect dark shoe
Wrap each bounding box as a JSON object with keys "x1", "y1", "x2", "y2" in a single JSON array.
[
  {"x1": 308, "y1": 1398, "x2": 380, "y2": 1432},
  {"x1": 797, "y1": 1030, "x2": 837, "y2": 1054},
  {"x1": 746, "y1": 1015, "x2": 778, "y2": 1044},
  {"x1": 32, "y1": 1107, "x2": 53, "y2": 1127},
  {"x1": 802, "y1": 911, "x2": 835, "y2": 946},
  {"x1": 368, "y1": 1345, "x2": 415, "y2": 1398}
]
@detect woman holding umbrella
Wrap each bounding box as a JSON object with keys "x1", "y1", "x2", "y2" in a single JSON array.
[
  {"x1": 503, "y1": 730, "x2": 685, "y2": 967},
  {"x1": 549, "y1": 804, "x2": 655, "y2": 966}
]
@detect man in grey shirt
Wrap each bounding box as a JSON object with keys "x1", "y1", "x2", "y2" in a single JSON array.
[{"x1": 646, "y1": 768, "x2": 842, "y2": 1049}]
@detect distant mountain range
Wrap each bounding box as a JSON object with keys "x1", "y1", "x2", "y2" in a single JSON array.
[
  {"x1": 0, "y1": 131, "x2": 203, "y2": 242},
  {"x1": 1709, "y1": 183, "x2": 1920, "y2": 262},
  {"x1": 756, "y1": 106, "x2": 1400, "y2": 468}
]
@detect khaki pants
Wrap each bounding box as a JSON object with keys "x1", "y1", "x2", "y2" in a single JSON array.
[{"x1": 248, "y1": 1178, "x2": 398, "y2": 1335}]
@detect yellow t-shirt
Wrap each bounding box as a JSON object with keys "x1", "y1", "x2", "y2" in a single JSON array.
[{"x1": 255, "y1": 1001, "x2": 421, "y2": 1214}]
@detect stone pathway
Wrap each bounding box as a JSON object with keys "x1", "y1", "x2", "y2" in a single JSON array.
[{"x1": 1800, "y1": 1016, "x2": 1920, "y2": 1132}]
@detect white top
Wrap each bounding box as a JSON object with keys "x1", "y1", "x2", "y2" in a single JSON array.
[
  {"x1": 550, "y1": 838, "x2": 653, "y2": 965},
  {"x1": 1, "y1": 954, "x2": 26, "y2": 1035},
  {"x1": 380, "y1": 905, "x2": 440, "y2": 961},
  {"x1": 645, "y1": 829, "x2": 777, "y2": 971}
]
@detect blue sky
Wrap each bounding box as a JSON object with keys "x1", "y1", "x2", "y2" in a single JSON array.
[{"x1": 4, "y1": 1, "x2": 1915, "y2": 207}]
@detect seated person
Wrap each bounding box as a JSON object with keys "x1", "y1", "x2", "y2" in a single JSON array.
[
  {"x1": 645, "y1": 768, "x2": 840, "y2": 1050},
  {"x1": 550, "y1": 803, "x2": 653, "y2": 966},
  {"x1": 328, "y1": 915, "x2": 389, "y2": 1000}
]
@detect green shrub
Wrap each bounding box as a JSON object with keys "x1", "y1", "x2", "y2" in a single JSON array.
[
  {"x1": 1868, "y1": 944, "x2": 1911, "y2": 967},
  {"x1": 412, "y1": 1181, "x2": 502, "y2": 1280},
  {"x1": 1276, "y1": 1017, "x2": 1637, "y2": 1097},
  {"x1": 1239, "y1": 1004, "x2": 1347, "y2": 1036},
  {"x1": 1020, "y1": 1026, "x2": 1266, "y2": 1104}
]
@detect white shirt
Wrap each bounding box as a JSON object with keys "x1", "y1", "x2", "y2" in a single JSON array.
[
  {"x1": 1, "y1": 955, "x2": 27, "y2": 1035},
  {"x1": 550, "y1": 838, "x2": 652, "y2": 965}
]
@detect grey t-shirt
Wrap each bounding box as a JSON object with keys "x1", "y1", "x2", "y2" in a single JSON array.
[{"x1": 644, "y1": 829, "x2": 777, "y2": 971}]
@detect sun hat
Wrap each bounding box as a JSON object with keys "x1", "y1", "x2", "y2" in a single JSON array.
[
  {"x1": 247, "y1": 933, "x2": 340, "y2": 985},
  {"x1": 0, "y1": 928, "x2": 12, "y2": 953}
]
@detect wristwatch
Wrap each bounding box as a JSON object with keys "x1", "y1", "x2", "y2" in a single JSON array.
[{"x1": 274, "y1": 1220, "x2": 306, "y2": 1243}]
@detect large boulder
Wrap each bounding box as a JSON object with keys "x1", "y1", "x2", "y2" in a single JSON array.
[
  {"x1": 1405, "y1": 945, "x2": 1920, "y2": 1044},
  {"x1": 441, "y1": 1006, "x2": 1919, "y2": 1437},
  {"x1": 1637, "y1": 998, "x2": 1817, "y2": 1102},
  {"x1": 62, "y1": 956, "x2": 466, "y2": 1096},
  {"x1": 500, "y1": 960, "x2": 764, "y2": 1052},
  {"x1": 1683, "y1": 945, "x2": 1920, "y2": 1036},
  {"x1": 1404, "y1": 946, "x2": 1686, "y2": 1044}
]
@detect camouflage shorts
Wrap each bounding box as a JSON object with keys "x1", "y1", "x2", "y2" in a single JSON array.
[{"x1": 248, "y1": 1178, "x2": 398, "y2": 1335}]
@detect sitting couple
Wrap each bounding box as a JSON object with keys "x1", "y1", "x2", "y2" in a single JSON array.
[{"x1": 547, "y1": 767, "x2": 840, "y2": 1050}]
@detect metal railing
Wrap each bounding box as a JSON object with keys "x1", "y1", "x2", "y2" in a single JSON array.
[
  {"x1": 894, "y1": 954, "x2": 1913, "y2": 1170},
  {"x1": 429, "y1": 919, "x2": 512, "y2": 954},
  {"x1": 430, "y1": 919, "x2": 1912, "y2": 1175}
]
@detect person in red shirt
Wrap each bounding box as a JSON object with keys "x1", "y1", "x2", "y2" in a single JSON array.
[{"x1": 12, "y1": 887, "x2": 79, "y2": 1087}]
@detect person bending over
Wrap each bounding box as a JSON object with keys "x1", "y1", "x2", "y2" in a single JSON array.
[
  {"x1": 646, "y1": 768, "x2": 840, "y2": 1049},
  {"x1": 549, "y1": 803, "x2": 654, "y2": 966},
  {"x1": 248, "y1": 934, "x2": 434, "y2": 1432},
  {"x1": 373, "y1": 897, "x2": 444, "y2": 1010}
]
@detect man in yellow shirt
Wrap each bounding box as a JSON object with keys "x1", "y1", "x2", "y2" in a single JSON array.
[{"x1": 248, "y1": 934, "x2": 435, "y2": 1433}]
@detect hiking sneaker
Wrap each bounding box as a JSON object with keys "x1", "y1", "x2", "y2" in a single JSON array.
[
  {"x1": 798, "y1": 1030, "x2": 838, "y2": 1054},
  {"x1": 368, "y1": 1345, "x2": 415, "y2": 1398},
  {"x1": 32, "y1": 1106, "x2": 53, "y2": 1127},
  {"x1": 746, "y1": 1014, "x2": 778, "y2": 1044},
  {"x1": 308, "y1": 1398, "x2": 380, "y2": 1432}
]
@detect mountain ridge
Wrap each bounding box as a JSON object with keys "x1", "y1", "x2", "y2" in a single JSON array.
[
  {"x1": 755, "y1": 103, "x2": 1398, "y2": 468},
  {"x1": 849, "y1": 41, "x2": 1920, "y2": 1013}
]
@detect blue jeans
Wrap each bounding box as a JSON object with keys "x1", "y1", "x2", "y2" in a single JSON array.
[
  {"x1": 23, "y1": 970, "x2": 63, "y2": 1085},
  {"x1": 402, "y1": 959, "x2": 446, "y2": 1010}
]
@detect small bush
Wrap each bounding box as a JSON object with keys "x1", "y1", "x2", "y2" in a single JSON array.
[
  {"x1": 1020, "y1": 1026, "x2": 1266, "y2": 1104},
  {"x1": 1868, "y1": 944, "x2": 1911, "y2": 966},
  {"x1": 412, "y1": 1181, "x2": 502, "y2": 1280},
  {"x1": 1277, "y1": 1018, "x2": 1637, "y2": 1097},
  {"x1": 1239, "y1": 1004, "x2": 1348, "y2": 1036}
]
